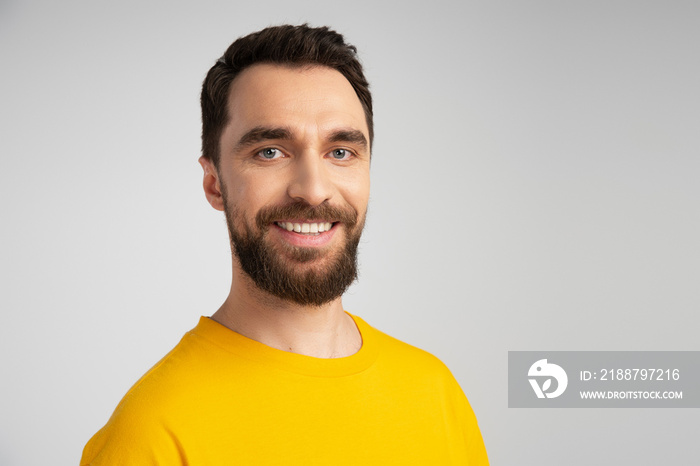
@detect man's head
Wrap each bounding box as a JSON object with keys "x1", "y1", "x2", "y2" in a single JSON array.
[
  {"x1": 201, "y1": 24, "x2": 373, "y2": 169},
  {"x1": 199, "y1": 25, "x2": 373, "y2": 306}
]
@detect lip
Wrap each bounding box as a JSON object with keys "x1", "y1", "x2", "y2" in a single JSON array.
[{"x1": 272, "y1": 222, "x2": 338, "y2": 248}]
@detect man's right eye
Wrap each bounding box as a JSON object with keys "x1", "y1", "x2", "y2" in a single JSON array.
[{"x1": 257, "y1": 148, "x2": 283, "y2": 160}]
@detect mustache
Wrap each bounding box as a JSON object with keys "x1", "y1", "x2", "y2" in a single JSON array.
[{"x1": 255, "y1": 201, "x2": 358, "y2": 230}]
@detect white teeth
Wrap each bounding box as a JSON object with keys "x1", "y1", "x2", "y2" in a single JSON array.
[
  {"x1": 277, "y1": 222, "x2": 335, "y2": 235},
  {"x1": 276, "y1": 222, "x2": 295, "y2": 231}
]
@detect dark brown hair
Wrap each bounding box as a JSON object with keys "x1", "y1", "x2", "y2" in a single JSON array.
[{"x1": 200, "y1": 24, "x2": 373, "y2": 167}]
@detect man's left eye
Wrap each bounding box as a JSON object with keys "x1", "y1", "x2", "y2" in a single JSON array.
[
  {"x1": 257, "y1": 148, "x2": 283, "y2": 159},
  {"x1": 329, "y1": 149, "x2": 351, "y2": 160}
]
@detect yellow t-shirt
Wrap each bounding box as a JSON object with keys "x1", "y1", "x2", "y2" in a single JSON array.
[{"x1": 81, "y1": 314, "x2": 488, "y2": 465}]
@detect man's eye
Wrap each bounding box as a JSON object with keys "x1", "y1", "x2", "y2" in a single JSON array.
[
  {"x1": 257, "y1": 148, "x2": 283, "y2": 159},
  {"x1": 329, "y1": 149, "x2": 351, "y2": 160}
]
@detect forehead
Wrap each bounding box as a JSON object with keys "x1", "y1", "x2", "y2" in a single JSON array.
[{"x1": 224, "y1": 63, "x2": 369, "y2": 142}]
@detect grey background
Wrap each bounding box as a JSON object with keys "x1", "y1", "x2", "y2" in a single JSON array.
[
  {"x1": 509, "y1": 352, "x2": 700, "y2": 408},
  {"x1": 1, "y1": 0, "x2": 698, "y2": 465}
]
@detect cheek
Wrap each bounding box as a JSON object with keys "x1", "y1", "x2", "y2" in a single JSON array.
[
  {"x1": 342, "y1": 173, "x2": 370, "y2": 210},
  {"x1": 229, "y1": 172, "x2": 285, "y2": 213}
]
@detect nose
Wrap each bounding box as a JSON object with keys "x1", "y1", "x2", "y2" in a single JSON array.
[{"x1": 286, "y1": 152, "x2": 334, "y2": 207}]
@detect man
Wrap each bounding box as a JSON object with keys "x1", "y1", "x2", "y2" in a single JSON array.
[{"x1": 81, "y1": 24, "x2": 488, "y2": 465}]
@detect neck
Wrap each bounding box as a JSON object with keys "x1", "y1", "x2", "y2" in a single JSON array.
[{"x1": 211, "y1": 269, "x2": 362, "y2": 358}]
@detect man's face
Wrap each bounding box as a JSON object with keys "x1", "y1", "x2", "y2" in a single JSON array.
[{"x1": 208, "y1": 64, "x2": 371, "y2": 305}]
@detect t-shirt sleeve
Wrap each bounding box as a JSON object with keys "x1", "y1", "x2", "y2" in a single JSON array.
[
  {"x1": 449, "y1": 374, "x2": 490, "y2": 465},
  {"x1": 80, "y1": 398, "x2": 185, "y2": 465}
]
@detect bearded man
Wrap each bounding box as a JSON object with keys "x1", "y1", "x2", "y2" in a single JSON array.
[{"x1": 81, "y1": 24, "x2": 489, "y2": 465}]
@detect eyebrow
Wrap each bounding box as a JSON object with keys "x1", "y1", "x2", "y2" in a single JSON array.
[
  {"x1": 234, "y1": 126, "x2": 294, "y2": 151},
  {"x1": 234, "y1": 126, "x2": 369, "y2": 153},
  {"x1": 328, "y1": 129, "x2": 369, "y2": 152}
]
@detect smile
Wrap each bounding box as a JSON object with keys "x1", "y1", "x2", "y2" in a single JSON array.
[{"x1": 276, "y1": 221, "x2": 334, "y2": 235}]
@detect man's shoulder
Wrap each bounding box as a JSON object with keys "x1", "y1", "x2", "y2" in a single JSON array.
[
  {"x1": 354, "y1": 314, "x2": 458, "y2": 382},
  {"x1": 80, "y1": 320, "x2": 235, "y2": 464},
  {"x1": 96, "y1": 319, "x2": 232, "y2": 420},
  {"x1": 104, "y1": 332, "x2": 202, "y2": 417}
]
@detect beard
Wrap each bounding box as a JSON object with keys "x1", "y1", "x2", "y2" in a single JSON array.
[{"x1": 222, "y1": 194, "x2": 364, "y2": 306}]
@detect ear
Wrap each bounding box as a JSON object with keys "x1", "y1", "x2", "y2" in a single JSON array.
[{"x1": 198, "y1": 156, "x2": 225, "y2": 212}]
